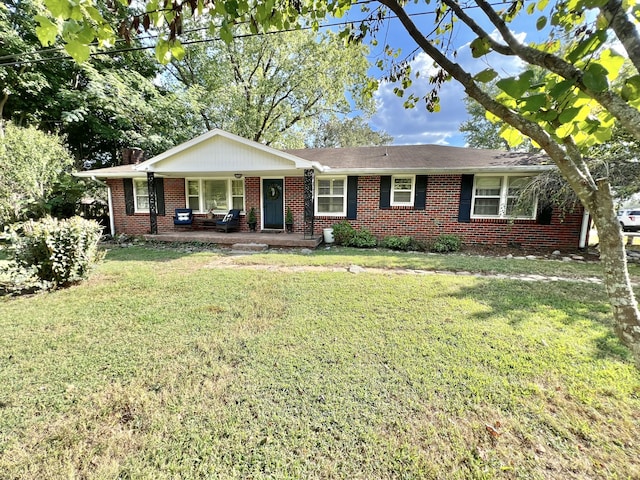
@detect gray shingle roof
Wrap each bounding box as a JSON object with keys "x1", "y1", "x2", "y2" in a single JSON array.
[
  {"x1": 285, "y1": 144, "x2": 552, "y2": 173},
  {"x1": 76, "y1": 139, "x2": 553, "y2": 178}
]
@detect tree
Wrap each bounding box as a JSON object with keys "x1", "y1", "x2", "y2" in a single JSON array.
[
  {"x1": 308, "y1": 117, "x2": 393, "y2": 148},
  {"x1": 59, "y1": 60, "x2": 201, "y2": 168},
  {"x1": 1, "y1": 0, "x2": 197, "y2": 166},
  {"x1": 459, "y1": 96, "x2": 510, "y2": 150},
  {"x1": 0, "y1": 122, "x2": 74, "y2": 225},
  {"x1": 33, "y1": 0, "x2": 640, "y2": 364},
  {"x1": 162, "y1": 28, "x2": 375, "y2": 148}
]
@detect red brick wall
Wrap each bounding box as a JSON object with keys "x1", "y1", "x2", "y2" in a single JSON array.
[
  {"x1": 285, "y1": 176, "x2": 305, "y2": 233},
  {"x1": 108, "y1": 174, "x2": 584, "y2": 248},
  {"x1": 108, "y1": 178, "x2": 188, "y2": 235},
  {"x1": 312, "y1": 175, "x2": 583, "y2": 249}
]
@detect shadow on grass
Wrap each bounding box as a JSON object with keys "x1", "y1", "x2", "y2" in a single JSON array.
[
  {"x1": 451, "y1": 278, "x2": 631, "y2": 362},
  {"x1": 101, "y1": 243, "x2": 219, "y2": 262}
]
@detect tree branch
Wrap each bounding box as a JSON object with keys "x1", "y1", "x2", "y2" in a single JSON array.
[
  {"x1": 600, "y1": 0, "x2": 640, "y2": 72},
  {"x1": 379, "y1": 0, "x2": 598, "y2": 211},
  {"x1": 440, "y1": 0, "x2": 513, "y2": 56},
  {"x1": 472, "y1": 0, "x2": 640, "y2": 143}
]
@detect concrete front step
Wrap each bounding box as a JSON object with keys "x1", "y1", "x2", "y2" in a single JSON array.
[{"x1": 231, "y1": 243, "x2": 269, "y2": 252}]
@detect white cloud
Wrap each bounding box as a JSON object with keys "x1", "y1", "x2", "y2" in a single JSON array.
[
  {"x1": 371, "y1": 52, "x2": 468, "y2": 145},
  {"x1": 371, "y1": 30, "x2": 527, "y2": 146}
]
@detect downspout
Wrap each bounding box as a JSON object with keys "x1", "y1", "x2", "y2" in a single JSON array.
[
  {"x1": 579, "y1": 208, "x2": 590, "y2": 249},
  {"x1": 91, "y1": 176, "x2": 115, "y2": 237}
]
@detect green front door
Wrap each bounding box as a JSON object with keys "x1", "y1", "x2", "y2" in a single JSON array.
[{"x1": 263, "y1": 179, "x2": 284, "y2": 229}]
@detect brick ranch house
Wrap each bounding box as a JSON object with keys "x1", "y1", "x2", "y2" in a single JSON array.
[{"x1": 75, "y1": 129, "x2": 589, "y2": 249}]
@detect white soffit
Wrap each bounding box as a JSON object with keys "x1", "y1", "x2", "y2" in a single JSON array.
[{"x1": 136, "y1": 129, "x2": 314, "y2": 173}]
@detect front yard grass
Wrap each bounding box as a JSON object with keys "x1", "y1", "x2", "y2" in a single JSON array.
[{"x1": 1, "y1": 245, "x2": 639, "y2": 479}]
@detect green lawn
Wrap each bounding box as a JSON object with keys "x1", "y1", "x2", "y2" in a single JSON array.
[{"x1": 1, "y1": 245, "x2": 639, "y2": 479}]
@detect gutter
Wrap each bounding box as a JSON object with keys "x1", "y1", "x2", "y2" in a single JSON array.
[{"x1": 315, "y1": 165, "x2": 556, "y2": 176}]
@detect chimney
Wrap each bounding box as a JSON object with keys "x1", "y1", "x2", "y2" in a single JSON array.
[{"x1": 121, "y1": 147, "x2": 145, "y2": 165}]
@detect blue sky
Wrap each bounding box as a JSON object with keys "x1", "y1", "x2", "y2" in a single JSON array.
[{"x1": 341, "y1": 3, "x2": 539, "y2": 147}]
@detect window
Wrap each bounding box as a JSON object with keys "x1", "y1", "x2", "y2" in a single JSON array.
[
  {"x1": 134, "y1": 179, "x2": 149, "y2": 212},
  {"x1": 391, "y1": 176, "x2": 414, "y2": 206},
  {"x1": 231, "y1": 180, "x2": 244, "y2": 210},
  {"x1": 471, "y1": 175, "x2": 535, "y2": 219},
  {"x1": 187, "y1": 180, "x2": 200, "y2": 210},
  {"x1": 316, "y1": 177, "x2": 346, "y2": 216},
  {"x1": 185, "y1": 178, "x2": 245, "y2": 213}
]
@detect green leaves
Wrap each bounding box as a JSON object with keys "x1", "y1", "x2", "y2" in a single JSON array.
[
  {"x1": 43, "y1": 0, "x2": 72, "y2": 18},
  {"x1": 470, "y1": 37, "x2": 491, "y2": 58},
  {"x1": 582, "y1": 64, "x2": 609, "y2": 92},
  {"x1": 34, "y1": 15, "x2": 59, "y2": 46},
  {"x1": 621, "y1": 76, "x2": 640, "y2": 101},
  {"x1": 64, "y1": 40, "x2": 90, "y2": 63},
  {"x1": 566, "y1": 31, "x2": 607, "y2": 63},
  {"x1": 474, "y1": 69, "x2": 498, "y2": 83},
  {"x1": 496, "y1": 71, "x2": 535, "y2": 99},
  {"x1": 520, "y1": 94, "x2": 547, "y2": 112}
]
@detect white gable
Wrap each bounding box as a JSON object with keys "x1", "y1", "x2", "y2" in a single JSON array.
[{"x1": 135, "y1": 129, "x2": 314, "y2": 175}]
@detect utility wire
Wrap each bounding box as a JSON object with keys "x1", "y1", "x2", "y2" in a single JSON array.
[{"x1": 0, "y1": 1, "x2": 514, "y2": 68}]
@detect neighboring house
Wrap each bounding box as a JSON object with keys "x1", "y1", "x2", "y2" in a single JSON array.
[{"x1": 75, "y1": 129, "x2": 589, "y2": 249}]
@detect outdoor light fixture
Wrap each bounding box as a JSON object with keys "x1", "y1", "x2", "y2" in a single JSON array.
[{"x1": 234, "y1": 173, "x2": 242, "y2": 179}]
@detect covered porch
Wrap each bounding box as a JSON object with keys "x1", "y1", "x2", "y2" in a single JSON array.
[{"x1": 143, "y1": 230, "x2": 323, "y2": 249}]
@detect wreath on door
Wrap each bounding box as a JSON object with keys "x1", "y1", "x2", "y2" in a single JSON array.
[{"x1": 267, "y1": 183, "x2": 281, "y2": 200}]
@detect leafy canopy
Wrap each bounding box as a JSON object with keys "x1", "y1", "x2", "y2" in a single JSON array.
[{"x1": 0, "y1": 122, "x2": 74, "y2": 226}]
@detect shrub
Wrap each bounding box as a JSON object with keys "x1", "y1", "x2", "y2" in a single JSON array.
[
  {"x1": 331, "y1": 221, "x2": 378, "y2": 248},
  {"x1": 430, "y1": 234, "x2": 462, "y2": 253},
  {"x1": 380, "y1": 235, "x2": 419, "y2": 251},
  {"x1": 4, "y1": 216, "x2": 104, "y2": 290},
  {"x1": 331, "y1": 221, "x2": 356, "y2": 245},
  {"x1": 348, "y1": 229, "x2": 378, "y2": 248}
]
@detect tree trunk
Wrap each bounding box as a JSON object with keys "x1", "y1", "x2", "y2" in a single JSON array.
[
  {"x1": 590, "y1": 180, "x2": 640, "y2": 364},
  {"x1": 378, "y1": 0, "x2": 640, "y2": 365}
]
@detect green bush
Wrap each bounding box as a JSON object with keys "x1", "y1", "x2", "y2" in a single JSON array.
[
  {"x1": 430, "y1": 234, "x2": 462, "y2": 253},
  {"x1": 4, "y1": 216, "x2": 104, "y2": 290},
  {"x1": 331, "y1": 221, "x2": 356, "y2": 245},
  {"x1": 331, "y1": 221, "x2": 378, "y2": 248},
  {"x1": 380, "y1": 235, "x2": 420, "y2": 251},
  {"x1": 349, "y1": 229, "x2": 378, "y2": 248}
]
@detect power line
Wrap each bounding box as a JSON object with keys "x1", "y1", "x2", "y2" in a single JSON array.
[{"x1": 0, "y1": 2, "x2": 513, "y2": 68}]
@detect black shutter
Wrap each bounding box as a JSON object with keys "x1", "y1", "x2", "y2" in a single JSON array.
[
  {"x1": 380, "y1": 176, "x2": 391, "y2": 209},
  {"x1": 414, "y1": 175, "x2": 428, "y2": 210},
  {"x1": 536, "y1": 204, "x2": 553, "y2": 225},
  {"x1": 458, "y1": 174, "x2": 474, "y2": 223},
  {"x1": 346, "y1": 176, "x2": 358, "y2": 220},
  {"x1": 155, "y1": 178, "x2": 165, "y2": 216},
  {"x1": 124, "y1": 178, "x2": 134, "y2": 215}
]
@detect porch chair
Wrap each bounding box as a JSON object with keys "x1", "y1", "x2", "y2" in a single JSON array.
[
  {"x1": 173, "y1": 208, "x2": 193, "y2": 227},
  {"x1": 215, "y1": 209, "x2": 241, "y2": 232}
]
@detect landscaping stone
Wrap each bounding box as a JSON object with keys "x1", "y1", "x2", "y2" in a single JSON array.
[{"x1": 349, "y1": 265, "x2": 366, "y2": 274}]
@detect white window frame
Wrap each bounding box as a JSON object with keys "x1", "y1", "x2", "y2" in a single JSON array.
[
  {"x1": 133, "y1": 178, "x2": 149, "y2": 213},
  {"x1": 391, "y1": 175, "x2": 415, "y2": 206},
  {"x1": 184, "y1": 178, "x2": 245, "y2": 214},
  {"x1": 471, "y1": 174, "x2": 537, "y2": 220},
  {"x1": 315, "y1": 176, "x2": 347, "y2": 216}
]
